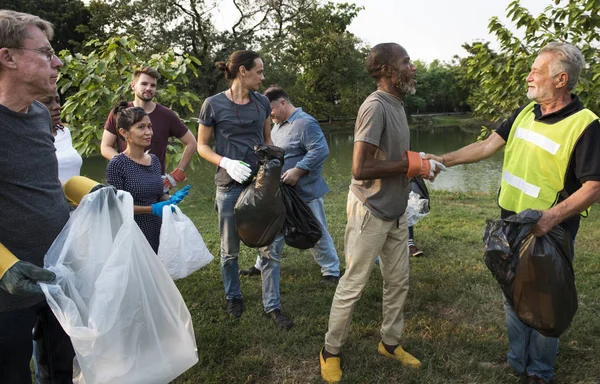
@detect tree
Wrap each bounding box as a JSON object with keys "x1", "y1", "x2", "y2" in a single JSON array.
[
  {"x1": 261, "y1": 1, "x2": 371, "y2": 121},
  {"x1": 406, "y1": 60, "x2": 471, "y2": 115},
  {"x1": 4, "y1": 0, "x2": 90, "y2": 52},
  {"x1": 464, "y1": 0, "x2": 600, "y2": 135},
  {"x1": 83, "y1": 0, "x2": 335, "y2": 104},
  {"x1": 58, "y1": 36, "x2": 200, "y2": 164}
]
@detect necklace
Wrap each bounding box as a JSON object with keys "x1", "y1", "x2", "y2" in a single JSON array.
[{"x1": 229, "y1": 87, "x2": 259, "y2": 125}]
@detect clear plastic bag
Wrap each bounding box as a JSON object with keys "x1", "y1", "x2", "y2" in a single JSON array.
[
  {"x1": 158, "y1": 205, "x2": 214, "y2": 280},
  {"x1": 406, "y1": 191, "x2": 430, "y2": 226},
  {"x1": 40, "y1": 188, "x2": 198, "y2": 384}
]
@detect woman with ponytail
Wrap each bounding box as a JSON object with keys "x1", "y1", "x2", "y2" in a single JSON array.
[{"x1": 196, "y1": 50, "x2": 292, "y2": 329}]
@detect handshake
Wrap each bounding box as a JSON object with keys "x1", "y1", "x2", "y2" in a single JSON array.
[{"x1": 404, "y1": 150, "x2": 447, "y2": 180}]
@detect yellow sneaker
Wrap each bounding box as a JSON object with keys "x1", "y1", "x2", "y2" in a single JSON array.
[
  {"x1": 377, "y1": 342, "x2": 421, "y2": 368},
  {"x1": 320, "y1": 347, "x2": 342, "y2": 383}
]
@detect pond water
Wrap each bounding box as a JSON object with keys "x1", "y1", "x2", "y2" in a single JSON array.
[{"x1": 81, "y1": 124, "x2": 504, "y2": 193}]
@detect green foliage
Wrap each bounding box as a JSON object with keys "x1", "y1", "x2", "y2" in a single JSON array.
[
  {"x1": 464, "y1": 0, "x2": 600, "y2": 137},
  {"x1": 261, "y1": 2, "x2": 372, "y2": 121},
  {"x1": 58, "y1": 36, "x2": 200, "y2": 158},
  {"x1": 4, "y1": 0, "x2": 90, "y2": 52},
  {"x1": 406, "y1": 59, "x2": 472, "y2": 115}
]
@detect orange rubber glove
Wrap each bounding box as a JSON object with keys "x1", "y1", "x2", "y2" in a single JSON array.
[
  {"x1": 404, "y1": 150, "x2": 431, "y2": 178},
  {"x1": 163, "y1": 168, "x2": 187, "y2": 190}
]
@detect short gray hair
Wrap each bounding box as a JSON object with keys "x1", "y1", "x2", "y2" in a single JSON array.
[
  {"x1": 0, "y1": 10, "x2": 54, "y2": 49},
  {"x1": 539, "y1": 42, "x2": 585, "y2": 91}
]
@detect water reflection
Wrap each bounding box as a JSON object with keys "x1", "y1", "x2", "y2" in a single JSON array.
[
  {"x1": 323, "y1": 125, "x2": 503, "y2": 193},
  {"x1": 81, "y1": 125, "x2": 503, "y2": 193}
]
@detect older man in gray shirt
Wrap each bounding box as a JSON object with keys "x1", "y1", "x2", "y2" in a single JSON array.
[{"x1": 0, "y1": 10, "x2": 75, "y2": 383}]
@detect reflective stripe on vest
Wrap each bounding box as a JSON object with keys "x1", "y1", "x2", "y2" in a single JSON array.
[{"x1": 498, "y1": 102, "x2": 597, "y2": 215}]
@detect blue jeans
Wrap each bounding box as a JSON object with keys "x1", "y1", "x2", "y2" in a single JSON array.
[
  {"x1": 502, "y1": 230, "x2": 576, "y2": 382},
  {"x1": 253, "y1": 197, "x2": 340, "y2": 277},
  {"x1": 0, "y1": 300, "x2": 74, "y2": 384},
  {"x1": 215, "y1": 183, "x2": 282, "y2": 312},
  {"x1": 504, "y1": 298, "x2": 558, "y2": 382},
  {"x1": 307, "y1": 197, "x2": 340, "y2": 277}
]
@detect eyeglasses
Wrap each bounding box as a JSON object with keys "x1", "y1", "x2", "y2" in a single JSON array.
[{"x1": 9, "y1": 46, "x2": 57, "y2": 61}]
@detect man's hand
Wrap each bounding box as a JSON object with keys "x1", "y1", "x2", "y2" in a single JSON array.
[
  {"x1": 422, "y1": 153, "x2": 444, "y2": 164},
  {"x1": 0, "y1": 261, "x2": 55, "y2": 297},
  {"x1": 281, "y1": 168, "x2": 307, "y2": 186},
  {"x1": 163, "y1": 168, "x2": 187, "y2": 190},
  {"x1": 219, "y1": 157, "x2": 252, "y2": 184},
  {"x1": 404, "y1": 151, "x2": 446, "y2": 180},
  {"x1": 531, "y1": 210, "x2": 560, "y2": 237}
]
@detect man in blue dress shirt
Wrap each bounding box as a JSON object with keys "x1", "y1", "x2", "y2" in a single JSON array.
[{"x1": 240, "y1": 85, "x2": 340, "y2": 284}]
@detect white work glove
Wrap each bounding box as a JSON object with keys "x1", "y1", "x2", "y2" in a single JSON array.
[
  {"x1": 219, "y1": 157, "x2": 252, "y2": 184},
  {"x1": 420, "y1": 152, "x2": 447, "y2": 178}
]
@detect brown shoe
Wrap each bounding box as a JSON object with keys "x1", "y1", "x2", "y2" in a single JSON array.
[
  {"x1": 265, "y1": 309, "x2": 293, "y2": 330},
  {"x1": 527, "y1": 376, "x2": 548, "y2": 384},
  {"x1": 320, "y1": 275, "x2": 339, "y2": 285},
  {"x1": 409, "y1": 244, "x2": 424, "y2": 257}
]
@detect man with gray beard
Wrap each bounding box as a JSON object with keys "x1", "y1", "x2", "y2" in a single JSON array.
[
  {"x1": 425, "y1": 42, "x2": 600, "y2": 384},
  {"x1": 319, "y1": 43, "x2": 443, "y2": 383}
]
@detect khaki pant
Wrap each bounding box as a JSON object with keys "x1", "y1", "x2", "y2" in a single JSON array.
[{"x1": 324, "y1": 191, "x2": 410, "y2": 354}]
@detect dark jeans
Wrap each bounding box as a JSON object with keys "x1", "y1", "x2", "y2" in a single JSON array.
[{"x1": 0, "y1": 300, "x2": 74, "y2": 384}]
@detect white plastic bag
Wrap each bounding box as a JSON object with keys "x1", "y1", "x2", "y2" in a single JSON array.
[
  {"x1": 158, "y1": 205, "x2": 214, "y2": 280},
  {"x1": 40, "y1": 188, "x2": 198, "y2": 384},
  {"x1": 406, "y1": 190, "x2": 430, "y2": 226}
]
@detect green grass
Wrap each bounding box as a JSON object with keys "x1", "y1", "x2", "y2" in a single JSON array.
[
  {"x1": 431, "y1": 114, "x2": 488, "y2": 127},
  {"x1": 411, "y1": 114, "x2": 491, "y2": 131},
  {"x1": 172, "y1": 180, "x2": 600, "y2": 384}
]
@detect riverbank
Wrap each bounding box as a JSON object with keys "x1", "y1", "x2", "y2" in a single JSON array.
[
  {"x1": 411, "y1": 113, "x2": 492, "y2": 131},
  {"x1": 173, "y1": 186, "x2": 600, "y2": 383},
  {"x1": 320, "y1": 113, "x2": 493, "y2": 133}
]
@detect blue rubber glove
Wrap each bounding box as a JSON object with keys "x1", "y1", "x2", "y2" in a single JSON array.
[
  {"x1": 151, "y1": 200, "x2": 174, "y2": 217},
  {"x1": 170, "y1": 185, "x2": 191, "y2": 204}
]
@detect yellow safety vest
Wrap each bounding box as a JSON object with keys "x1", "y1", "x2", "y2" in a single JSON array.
[{"x1": 498, "y1": 102, "x2": 597, "y2": 216}]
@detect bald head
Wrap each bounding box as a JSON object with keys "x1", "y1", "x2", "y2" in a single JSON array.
[{"x1": 366, "y1": 43, "x2": 407, "y2": 80}]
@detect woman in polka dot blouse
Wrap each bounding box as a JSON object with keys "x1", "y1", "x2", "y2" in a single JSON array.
[{"x1": 106, "y1": 102, "x2": 188, "y2": 252}]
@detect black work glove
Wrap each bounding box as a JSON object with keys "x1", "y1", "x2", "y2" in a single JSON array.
[
  {"x1": 0, "y1": 261, "x2": 55, "y2": 297},
  {"x1": 90, "y1": 183, "x2": 117, "y2": 194}
]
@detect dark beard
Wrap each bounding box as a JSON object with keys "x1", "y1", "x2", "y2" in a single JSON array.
[{"x1": 137, "y1": 92, "x2": 154, "y2": 102}]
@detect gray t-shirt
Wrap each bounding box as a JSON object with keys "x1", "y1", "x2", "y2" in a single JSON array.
[
  {"x1": 198, "y1": 91, "x2": 272, "y2": 186},
  {"x1": 0, "y1": 101, "x2": 71, "y2": 311},
  {"x1": 350, "y1": 90, "x2": 410, "y2": 220}
]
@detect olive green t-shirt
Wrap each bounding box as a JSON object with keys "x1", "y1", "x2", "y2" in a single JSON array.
[{"x1": 350, "y1": 90, "x2": 410, "y2": 220}]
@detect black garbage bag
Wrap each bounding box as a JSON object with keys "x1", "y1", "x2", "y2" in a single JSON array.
[
  {"x1": 483, "y1": 209, "x2": 577, "y2": 338},
  {"x1": 482, "y1": 210, "x2": 540, "y2": 300},
  {"x1": 234, "y1": 145, "x2": 286, "y2": 248},
  {"x1": 281, "y1": 184, "x2": 322, "y2": 249}
]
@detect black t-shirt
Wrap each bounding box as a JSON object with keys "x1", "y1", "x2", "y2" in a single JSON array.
[{"x1": 495, "y1": 95, "x2": 600, "y2": 237}]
